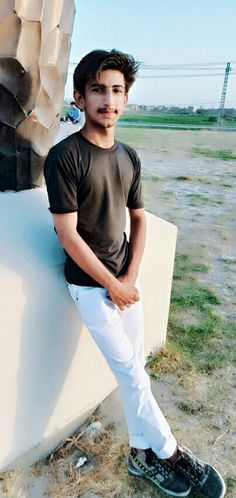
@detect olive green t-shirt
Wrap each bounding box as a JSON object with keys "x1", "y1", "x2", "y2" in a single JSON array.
[{"x1": 44, "y1": 131, "x2": 144, "y2": 286}]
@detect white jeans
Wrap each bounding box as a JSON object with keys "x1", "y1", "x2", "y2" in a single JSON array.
[{"x1": 68, "y1": 284, "x2": 177, "y2": 459}]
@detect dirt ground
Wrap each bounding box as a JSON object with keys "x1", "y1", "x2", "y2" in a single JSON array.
[
  {"x1": 1, "y1": 129, "x2": 235, "y2": 498},
  {"x1": 134, "y1": 129, "x2": 236, "y2": 323}
]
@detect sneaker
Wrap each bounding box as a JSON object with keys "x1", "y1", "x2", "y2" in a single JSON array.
[
  {"x1": 174, "y1": 445, "x2": 226, "y2": 498},
  {"x1": 128, "y1": 448, "x2": 191, "y2": 497}
]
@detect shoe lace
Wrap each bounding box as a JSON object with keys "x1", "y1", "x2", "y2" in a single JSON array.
[{"x1": 175, "y1": 448, "x2": 205, "y2": 484}]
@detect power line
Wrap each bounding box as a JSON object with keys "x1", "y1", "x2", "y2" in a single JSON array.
[
  {"x1": 141, "y1": 61, "x2": 236, "y2": 70},
  {"x1": 139, "y1": 72, "x2": 236, "y2": 79},
  {"x1": 142, "y1": 67, "x2": 228, "y2": 71},
  {"x1": 67, "y1": 70, "x2": 236, "y2": 78},
  {"x1": 189, "y1": 99, "x2": 236, "y2": 105},
  {"x1": 69, "y1": 60, "x2": 236, "y2": 68},
  {"x1": 146, "y1": 100, "x2": 236, "y2": 107}
]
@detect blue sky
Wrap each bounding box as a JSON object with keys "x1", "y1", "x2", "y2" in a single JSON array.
[{"x1": 66, "y1": 0, "x2": 236, "y2": 107}]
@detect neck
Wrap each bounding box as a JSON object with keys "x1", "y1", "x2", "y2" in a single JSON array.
[{"x1": 81, "y1": 123, "x2": 115, "y2": 149}]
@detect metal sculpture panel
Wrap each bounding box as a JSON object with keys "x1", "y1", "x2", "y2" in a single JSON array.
[{"x1": 0, "y1": 0, "x2": 75, "y2": 191}]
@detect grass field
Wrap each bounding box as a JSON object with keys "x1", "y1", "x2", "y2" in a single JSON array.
[
  {"x1": 147, "y1": 253, "x2": 236, "y2": 378},
  {"x1": 61, "y1": 105, "x2": 236, "y2": 128},
  {"x1": 119, "y1": 111, "x2": 236, "y2": 127}
]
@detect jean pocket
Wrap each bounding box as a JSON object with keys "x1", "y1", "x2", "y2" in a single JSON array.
[{"x1": 76, "y1": 287, "x2": 117, "y2": 328}]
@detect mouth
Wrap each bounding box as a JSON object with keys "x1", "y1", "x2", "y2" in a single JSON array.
[{"x1": 98, "y1": 108, "x2": 117, "y2": 116}]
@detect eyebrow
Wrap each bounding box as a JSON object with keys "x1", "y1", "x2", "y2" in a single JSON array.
[{"x1": 88, "y1": 83, "x2": 125, "y2": 90}]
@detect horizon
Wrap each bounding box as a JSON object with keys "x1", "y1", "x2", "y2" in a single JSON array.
[{"x1": 63, "y1": 98, "x2": 236, "y2": 111}]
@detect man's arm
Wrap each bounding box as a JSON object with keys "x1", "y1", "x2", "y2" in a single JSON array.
[
  {"x1": 52, "y1": 212, "x2": 139, "y2": 309},
  {"x1": 119, "y1": 208, "x2": 146, "y2": 287}
]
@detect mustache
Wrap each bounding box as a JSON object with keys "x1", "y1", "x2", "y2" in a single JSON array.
[{"x1": 97, "y1": 107, "x2": 117, "y2": 113}]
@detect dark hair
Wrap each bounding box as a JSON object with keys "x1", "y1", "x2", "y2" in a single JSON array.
[{"x1": 73, "y1": 49, "x2": 140, "y2": 96}]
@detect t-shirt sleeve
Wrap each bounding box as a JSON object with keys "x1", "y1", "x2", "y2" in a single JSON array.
[
  {"x1": 44, "y1": 146, "x2": 79, "y2": 214},
  {"x1": 126, "y1": 155, "x2": 144, "y2": 209}
]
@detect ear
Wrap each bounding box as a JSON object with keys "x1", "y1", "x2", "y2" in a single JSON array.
[
  {"x1": 124, "y1": 93, "x2": 128, "y2": 106},
  {"x1": 74, "y1": 89, "x2": 85, "y2": 111}
]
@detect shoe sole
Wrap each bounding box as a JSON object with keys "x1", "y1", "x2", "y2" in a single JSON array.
[{"x1": 128, "y1": 463, "x2": 191, "y2": 497}]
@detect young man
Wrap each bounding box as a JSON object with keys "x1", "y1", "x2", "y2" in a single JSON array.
[
  {"x1": 61, "y1": 101, "x2": 80, "y2": 123},
  {"x1": 44, "y1": 49, "x2": 225, "y2": 498}
]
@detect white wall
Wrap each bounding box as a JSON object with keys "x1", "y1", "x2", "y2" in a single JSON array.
[{"x1": 0, "y1": 188, "x2": 177, "y2": 469}]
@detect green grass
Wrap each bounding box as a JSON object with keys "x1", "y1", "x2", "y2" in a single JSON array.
[
  {"x1": 193, "y1": 147, "x2": 236, "y2": 160},
  {"x1": 218, "y1": 257, "x2": 236, "y2": 264},
  {"x1": 171, "y1": 286, "x2": 220, "y2": 311},
  {"x1": 173, "y1": 254, "x2": 208, "y2": 280},
  {"x1": 142, "y1": 174, "x2": 162, "y2": 182},
  {"x1": 225, "y1": 476, "x2": 236, "y2": 494},
  {"x1": 174, "y1": 175, "x2": 212, "y2": 184},
  {"x1": 147, "y1": 253, "x2": 236, "y2": 376},
  {"x1": 175, "y1": 175, "x2": 198, "y2": 182},
  {"x1": 168, "y1": 312, "x2": 223, "y2": 365},
  {"x1": 187, "y1": 193, "x2": 223, "y2": 206},
  {"x1": 119, "y1": 112, "x2": 236, "y2": 127},
  {"x1": 177, "y1": 401, "x2": 205, "y2": 415},
  {"x1": 60, "y1": 105, "x2": 236, "y2": 130}
]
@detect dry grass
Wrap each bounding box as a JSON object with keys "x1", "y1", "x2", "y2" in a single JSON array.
[
  {"x1": 0, "y1": 415, "x2": 160, "y2": 498},
  {"x1": 0, "y1": 468, "x2": 29, "y2": 497},
  {"x1": 45, "y1": 415, "x2": 161, "y2": 498},
  {"x1": 44, "y1": 415, "x2": 161, "y2": 498},
  {"x1": 146, "y1": 345, "x2": 192, "y2": 379},
  {"x1": 47, "y1": 423, "x2": 129, "y2": 497}
]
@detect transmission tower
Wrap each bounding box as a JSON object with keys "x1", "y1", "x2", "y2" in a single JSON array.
[{"x1": 218, "y1": 62, "x2": 231, "y2": 124}]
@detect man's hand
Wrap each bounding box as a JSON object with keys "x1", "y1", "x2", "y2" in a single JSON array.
[
  {"x1": 107, "y1": 274, "x2": 139, "y2": 310},
  {"x1": 51, "y1": 211, "x2": 144, "y2": 312}
]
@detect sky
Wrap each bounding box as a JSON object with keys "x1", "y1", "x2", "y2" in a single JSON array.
[{"x1": 65, "y1": 0, "x2": 236, "y2": 108}]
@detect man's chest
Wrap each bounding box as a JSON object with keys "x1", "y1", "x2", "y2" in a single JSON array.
[{"x1": 77, "y1": 152, "x2": 134, "y2": 202}]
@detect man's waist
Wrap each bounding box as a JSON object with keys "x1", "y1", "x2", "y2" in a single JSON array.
[{"x1": 65, "y1": 248, "x2": 129, "y2": 287}]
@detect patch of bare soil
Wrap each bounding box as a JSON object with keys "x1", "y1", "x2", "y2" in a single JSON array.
[{"x1": 139, "y1": 129, "x2": 236, "y2": 322}]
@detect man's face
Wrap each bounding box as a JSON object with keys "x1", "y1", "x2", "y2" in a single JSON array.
[{"x1": 75, "y1": 69, "x2": 128, "y2": 129}]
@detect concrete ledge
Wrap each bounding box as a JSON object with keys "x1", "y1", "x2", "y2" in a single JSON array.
[{"x1": 0, "y1": 188, "x2": 177, "y2": 469}]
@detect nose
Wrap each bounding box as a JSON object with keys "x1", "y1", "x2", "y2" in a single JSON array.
[{"x1": 104, "y1": 88, "x2": 114, "y2": 107}]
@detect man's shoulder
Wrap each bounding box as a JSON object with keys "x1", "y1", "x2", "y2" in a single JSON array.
[
  {"x1": 48, "y1": 131, "x2": 81, "y2": 158},
  {"x1": 44, "y1": 132, "x2": 84, "y2": 179},
  {"x1": 116, "y1": 140, "x2": 140, "y2": 164}
]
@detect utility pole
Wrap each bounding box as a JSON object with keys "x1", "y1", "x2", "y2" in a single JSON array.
[{"x1": 218, "y1": 62, "x2": 231, "y2": 125}]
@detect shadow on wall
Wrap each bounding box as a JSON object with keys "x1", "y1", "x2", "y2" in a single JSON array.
[{"x1": 0, "y1": 189, "x2": 82, "y2": 467}]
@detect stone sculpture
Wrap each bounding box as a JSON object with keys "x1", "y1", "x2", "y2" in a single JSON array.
[{"x1": 0, "y1": 0, "x2": 75, "y2": 191}]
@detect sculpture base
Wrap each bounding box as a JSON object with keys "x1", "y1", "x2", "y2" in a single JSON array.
[{"x1": 0, "y1": 187, "x2": 177, "y2": 469}]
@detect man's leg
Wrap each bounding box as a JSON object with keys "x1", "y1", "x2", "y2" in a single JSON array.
[
  {"x1": 68, "y1": 284, "x2": 194, "y2": 497},
  {"x1": 118, "y1": 289, "x2": 145, "y2": 367},
  {"x1": 67, "y1": 284, "x2": 225, "y2": 498},
  {"x1": 68, "y1": 284, "x2": 176, "y2": 458},
  {"x1": 115, "y1": 290, "x2": 226, "y2": 498}
]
